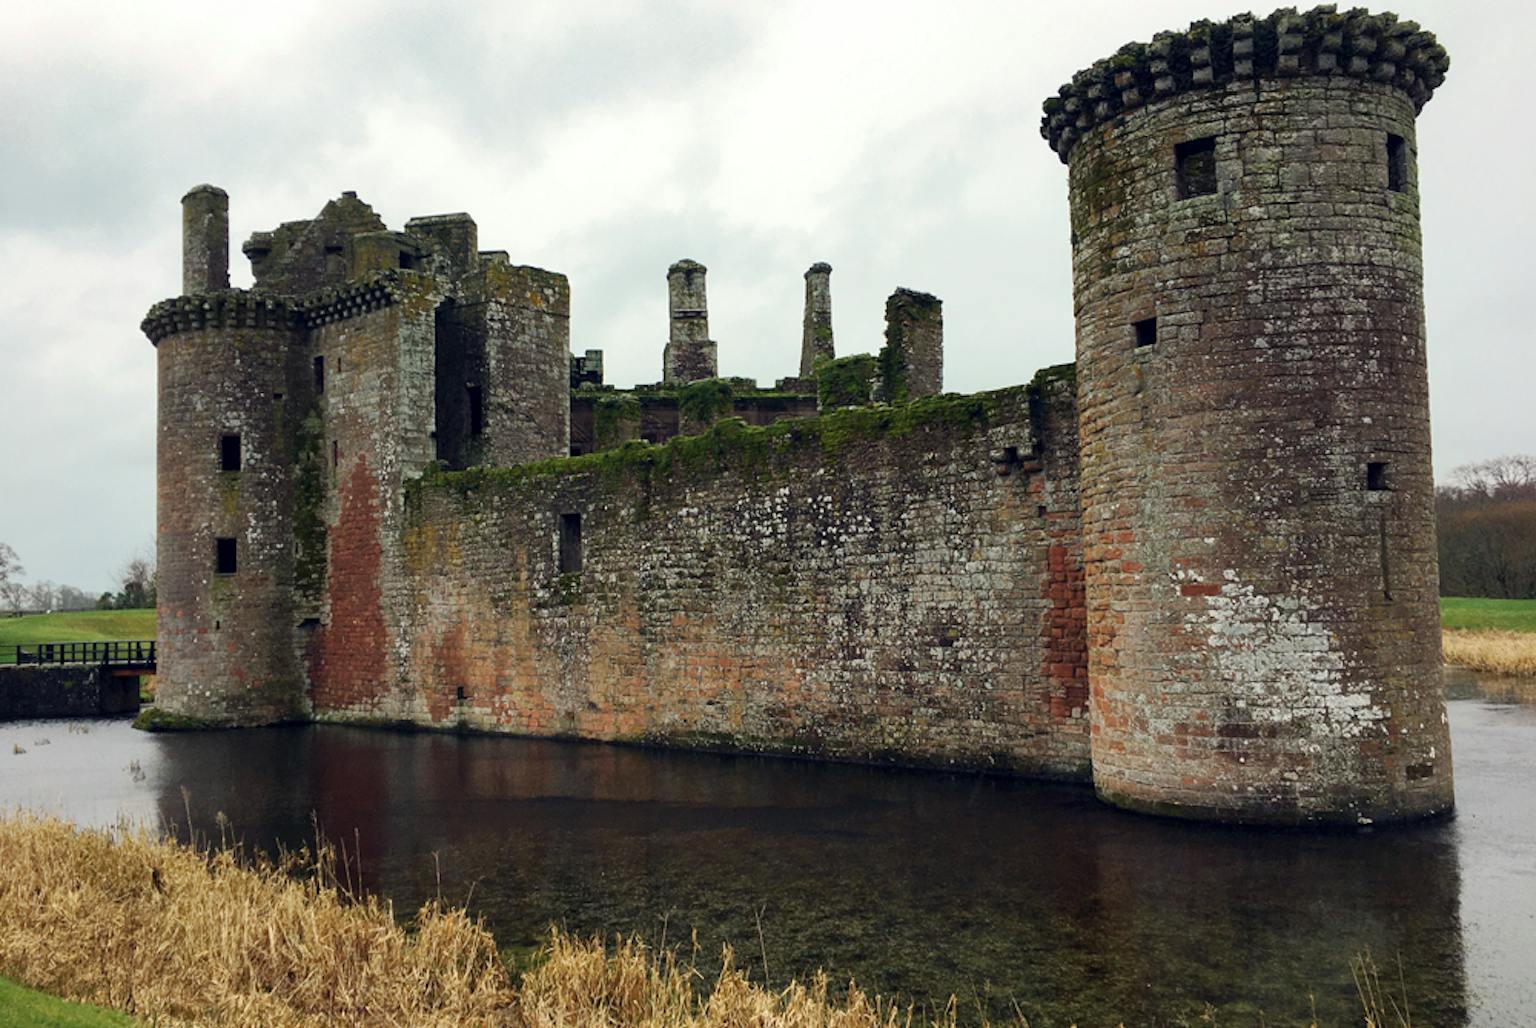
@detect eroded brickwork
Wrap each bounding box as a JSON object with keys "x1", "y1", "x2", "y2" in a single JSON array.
[
  {"x1": 152, "y1": 308, "x2": 306, "y2": 724},
  {"x1": 1055, "y1": 9, "x2": 1452, "y2": 823},
  {"x1": 142, "y1": 5, "x2": 1456, "y2": 826},
  {"x1": 380, "y1": 387, "x2": 1088, "y2": 776}
]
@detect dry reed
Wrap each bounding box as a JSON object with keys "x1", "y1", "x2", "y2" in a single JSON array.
[
  {"x1": 0, "y1": 814, "x2": 1015, "y2": 1027},
  {"x1": 1442, "y1": 628, "x2": 1536, "y2": 677},
  {"x1": 0, "y1": 813, "x2": 513, "y2": 1026}
]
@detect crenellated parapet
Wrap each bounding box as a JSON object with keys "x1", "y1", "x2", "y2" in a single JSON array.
[{"x1": 1041, "y1": 6, "x2": 1449, "y2": 163}]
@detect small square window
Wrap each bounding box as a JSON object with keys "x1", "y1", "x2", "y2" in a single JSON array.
[
  {"x1": 215, "y1": 537, "x2": 237, "y2": 575},
  {"x1": 1133, "y1": 317, "x2": 1157, "y2": 348},
  {"x1": 558, "y1": 512, "x2": 583, "y2": 574},
  {"x1": 1175, "y1": 137, "x2": 1217, "y2": 199},
  {"x1": 220, "y1": 433, "x2": 241, "y2": 472},
  {"x1": 1367, "y1": 461, "x2": 1389, "y2": 491},
  {"x1": 1386, "y1": 134, "x2": 1407, "y2": 192}
]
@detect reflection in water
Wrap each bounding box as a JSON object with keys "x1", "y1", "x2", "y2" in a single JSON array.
[
  {"x1": 11, "y1": 671, "x2": 1536, "y2": 1024},
  {"x1": 132, "y1": 734, "x2": 1468, "y2": 1024}
]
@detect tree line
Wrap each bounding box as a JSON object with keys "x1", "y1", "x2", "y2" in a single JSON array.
[
  {"x1": 1436, "y1": 454, "x2": 1536, "y2": 600},
  {"x1": 0, "y1": 543, "x2": 156, "y2": 613}
]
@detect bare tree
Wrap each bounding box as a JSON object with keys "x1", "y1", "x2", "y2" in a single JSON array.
[
  {"x1": 1438, "y1": 455, "x2": 1536, "y2": 599},
  {"x1": 0, "y1": 543, "x2": 23, "y2": 613},
  {"x1": 1449, "y1": 454, "x2": 1536, "y2": 502},
  {"x1": 117, "y1": 551, "x2": 157, "y2": 609},
  {"x1": 55, "y1": 585, "x2": 94, "y2": 611},
  {"x1": 27, "y1": 580, "x2": 58, "y2": 613}
]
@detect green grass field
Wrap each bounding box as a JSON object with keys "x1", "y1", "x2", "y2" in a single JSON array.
[
  {"x1": 1440, "y1": 597, "x2": 1536, "y2": 633},
  {"x1": 0, "y1": 609, "x2": 155, "y2": 663},
  {"x1": 0, "y1": 977, "x2": 138, "y2": 1027}
]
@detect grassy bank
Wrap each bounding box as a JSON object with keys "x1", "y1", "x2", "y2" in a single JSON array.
[
  {"x1": 0, "y1": 976, "x2": 139, "y2": 1027},
  {"x1": 0, "y1": 610, "x2": 156, "y2": 663},
  {"x1": 1440, "y1": 598, "x2": 1536, "y2": 676},
  {"x1": 1439, "y1": 596, "x2": 1536, "y2": 632}
]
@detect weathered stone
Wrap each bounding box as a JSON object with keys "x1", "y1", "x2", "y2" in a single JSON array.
[{"x1": 142, "y1": 5, "x2": 1454, "y2": 827}]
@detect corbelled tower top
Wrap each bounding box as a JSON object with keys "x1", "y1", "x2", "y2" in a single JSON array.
[{"x1": 1041, "y1": 6, "x2": 1449, "y2": 164}]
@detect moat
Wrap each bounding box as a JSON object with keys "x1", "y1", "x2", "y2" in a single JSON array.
[{"x1": 3, "y1": 671, "x2": 1531, "y2": 1026}]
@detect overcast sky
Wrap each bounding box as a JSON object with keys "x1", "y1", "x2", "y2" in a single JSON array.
[{"x1": 0, "y1": 0, "x2": 1526, "y2": 594}]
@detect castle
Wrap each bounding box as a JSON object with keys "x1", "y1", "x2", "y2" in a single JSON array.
[{"x1": 143, "y1": 6, "x2": 1453, "y2": 826}]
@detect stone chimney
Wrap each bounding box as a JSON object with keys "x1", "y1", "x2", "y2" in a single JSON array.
[
  {"x1": 181, "y1": 184, "x2": 229, "y2": 295},
  {"x1": 662, "y1": 259, "x2": 717, "y2": 383},
  {"x1": 882, "y1": 288, "x2": 943, "y2": 401},
  {"x1": 799, "y1": 262, "x2": 834, "y2": 378}
]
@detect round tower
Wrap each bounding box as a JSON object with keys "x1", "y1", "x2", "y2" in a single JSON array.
[
  {"x1": 144, "y1": 186, "x2": 305, "y2": 725},
  {"x1": 1043, "y1": 9, "x2": 1452, "y2": 823}
]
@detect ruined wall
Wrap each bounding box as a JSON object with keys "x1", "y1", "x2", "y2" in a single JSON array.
[
  {"x1": 325, "y1": 384, "x2": 1088, "y2": 777},
  {"x1": 476, "y1": 261, "x2": 571, "y2": 465},
  {"x1": 1053, "y1": 10, "x2": 1451, "y2": 823}
]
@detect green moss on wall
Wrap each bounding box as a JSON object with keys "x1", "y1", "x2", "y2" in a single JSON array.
[
  {"x1": 593, "y1": 394, "x2": 642, "y2": 451},
  {"x1": 410, "y1": 385, "x2": 1031, "y2": 511},
  {"x1": 815, "y1": 354, "x2": 878, "y2": 409},
  {"x1": 678, "y1": 378, "x2": 735, "y2": 433}
]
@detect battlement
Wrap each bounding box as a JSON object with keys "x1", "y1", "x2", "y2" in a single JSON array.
[{"x1": 1041, "y1": 6, "x2": 1449, "y2": 163}]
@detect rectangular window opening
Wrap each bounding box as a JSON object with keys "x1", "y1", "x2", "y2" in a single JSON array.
[
  {"x1": 1367, "y1": 461, "x2": 1389, "y2": 491},
  {"x1": 467, "y1": 385, "x2": 484, "y2": 438},
  {"x1": 331, "y1": 440, "x2": 339, "y2": 470},
  {"x1": 1175, "y1": 137, "x2": 1218, "y2": 199},
  {"x1": 558, "y1": 512, "x2": 583, "y2": 574},
  {"x1": 1386, "y1": 133, "x2": 1407, "y2": 192},
  {"x1": 313, "y1": 355, "x2": 326, "y2": 394},
  {"x1": 1134, "y1": 317, "x2": 1158, "y2": 348},
  {"x1": 220, "y1": 433, "x2": 241, "y2": 472},
  {"x1": 215, "y1": 537, "x2": 237, "y2": 575}
]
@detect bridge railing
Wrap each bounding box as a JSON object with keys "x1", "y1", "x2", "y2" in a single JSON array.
[{"x1": 5, "y1": 641, "x2": 157, "y2": 668}]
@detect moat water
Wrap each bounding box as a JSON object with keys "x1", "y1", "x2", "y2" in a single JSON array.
[{"x1": 2, "y1": 671, "x2": 1532, "y2": 1026}]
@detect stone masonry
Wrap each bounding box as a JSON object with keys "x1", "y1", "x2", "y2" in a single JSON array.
[
  {"x1": 662, "y1": 259, "x2": 717, "y2": 383},
  {"x1": 799, "y1": 262, "x2": 834, "y2": 377},
  {"x1": 144, "y1": 6, "x2": 1453, "y2": 826}
]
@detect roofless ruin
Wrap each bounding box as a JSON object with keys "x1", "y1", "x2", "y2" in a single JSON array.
[{"x1": 144, "y1": 6, "x2": 1453, "y2": 825}]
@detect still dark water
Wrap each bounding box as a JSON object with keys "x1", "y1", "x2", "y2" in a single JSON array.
[{"x1": 3, "y1": 674, "x2": 1533, "y2": 1026}]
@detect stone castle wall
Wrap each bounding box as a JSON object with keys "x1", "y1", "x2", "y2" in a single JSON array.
[
  {"x1": 142, "y1": 5, "x2": 1457, "y2": 825},
  {"x1": 309, "y1": 380, "x2": 1089, "y2": 778}
]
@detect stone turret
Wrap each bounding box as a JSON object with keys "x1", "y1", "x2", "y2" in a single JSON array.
[
  {"x1": 799, "y1": 262, "x2": 834, "y2": 377},
  {"x1": 181, "y1": 184, "x2": 229, "y2": 295},
  {"x1": 662, "y1": 259, "x2": 717, "y2": 383},
  {"x1": 1046, "y1": 6, "x2": 1452, "y2": 824}
]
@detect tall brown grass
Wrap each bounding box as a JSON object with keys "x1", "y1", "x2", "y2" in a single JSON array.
[
  {"x1": 0, "y1": 813, "x2": 1421, "y2": 1027},
  {"x1": 0, "y1": 815, "x2": 1006, "y2": 1027},
  {"x1": 1442, "y1": 628, "x2": 1536, "y2": 677}
]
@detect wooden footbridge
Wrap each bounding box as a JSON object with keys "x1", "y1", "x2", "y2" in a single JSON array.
[{"x1": 3, "y1": 640, "x2": 156, "y2": 673}]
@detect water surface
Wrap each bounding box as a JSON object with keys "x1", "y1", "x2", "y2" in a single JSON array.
[{"x1": 3, "y1": 674, "x2": 1533, "y2": 1025}]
